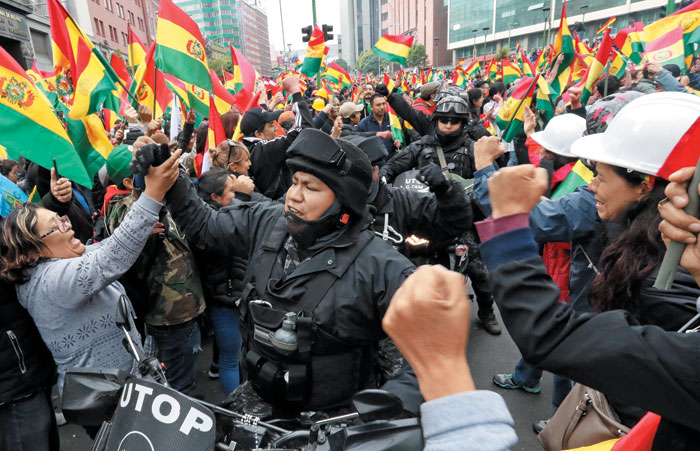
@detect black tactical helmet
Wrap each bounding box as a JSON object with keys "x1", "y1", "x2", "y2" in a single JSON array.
[
  {"x1": 432, "y1": 95, "x2": 471, "y2": 121},
  {"x1": 286, "y1": 129, "x2": 373, "y2": 218}
]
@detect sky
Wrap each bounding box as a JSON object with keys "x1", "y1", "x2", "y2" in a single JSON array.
[{"x1": 260, "y1": 0, "x2": 341, "y2": 54}]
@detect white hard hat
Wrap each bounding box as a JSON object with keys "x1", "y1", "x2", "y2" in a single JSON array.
[
  {"x1": 530, "y1": 113, "x2": 586, "y2": 157},
  {"x1": 570, "y1": 92, "x2": 700, "y2": 179}
]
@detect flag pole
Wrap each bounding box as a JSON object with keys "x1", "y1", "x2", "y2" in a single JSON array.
[
  {"x1": 654, "y1": 153, "x2": 700, "y2": 290},
  {"x1": 153, "y1": 59, "x2": 157, "y2": 116},
  {"x1": 127, "y1": 23, "x2": 135, "y2": 78},
  {"x1": 62, "y1": 10, "x2": 140, "y2": 105},
  {"x1": 501, "y1": 74, "x2": 540, "y2": 139}
]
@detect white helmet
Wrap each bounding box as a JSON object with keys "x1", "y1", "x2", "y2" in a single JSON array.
[
  {"x1": 570, "y1": 92, "x2": 700, "y2": 179},
  {"x1": 530, "y1": 114, "x2": 586, "y2": 157}
]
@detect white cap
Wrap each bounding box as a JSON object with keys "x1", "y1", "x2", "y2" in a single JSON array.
[{"x1": 530, "y1": 113, "x2": 586, "y2": 157}]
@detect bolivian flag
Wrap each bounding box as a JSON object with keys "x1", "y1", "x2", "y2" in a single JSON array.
[
  {"x1": 495, "y1": 76, "x2": 537, "y2": 142},
  {"x1": 645, "y1": 2, "x2": 700, "y2": 70},
  {"x1": 130, "y1": 42, "x2": 173, "y2": 119},
  {"x1": 596, "y1": 17, "x2": 616, "y2": 35},
  {"x1": 48, "y1": 0, "x2": 81, "y2": 96},
  {"x1": 0, "y1": 46, "x2": 91, "y2": 187},
  {"x1": 645, "y1": 24, "x2": 686, "y2": 72},
  {"x1": 155, "y1": 0, "x2": 212, "y2": 91},
  {"x1": 580, "y1": 29, "x2": 613, "y2": 105},
  {"x1": 230, "y1": 44, "x2": 258, "y2": 111},
  {"x1": 128, "y1": 26, "x2": 147, "y2": 71},
  {"x1": 223, "y1": 70, "x2": 236, "y2": 94},
  {"x1": 551, "y1": 3, "x2": 575, "y2": 96},
  {"x1": 323, "y1": 62, "x2": 352, "y2": 88},
  {"x1": 69, "y1": 37, "x2": 121, "y2": 119},
  {"x1": 209, "y1": 69, "x2": 236, "y2": 115},
  {"x1": 521, "y1": 52, "x2": 536, "y2": 77},
  {"x1": 207, "y1": 96, "x2": 226, "y2": 150},
  {"x1": 535, "y1": 76, "x2": 554, "y2": 121},
  {"x1": 452, "y1": 69, "x2": 467, "y2": 88},
  {"x1": 301, "y1": 25, "x2": 326, "y2": 77},
  {"x1": 614, "y1": 23, "x2": 645, "y2": 65},
  {"x1": 552, "y1": 160, "x2": 594, "y2": 199},
  {"x1": 464, "y1": 59, "x2": 480, "y2": 78},
  {"x1": 55, "y1": 100, "x2": 113, "y2": 180},
  {"x1": 501, "y1": 59, "x2": 523, "y2": 84},
  {"x1": 486, "y1": 59, "x2": 498, "y2": 81},
  {"x1": 610, "y1": 50, "x2": 627, "y2": 79},
  {"x1": 373, "y1": 34, "x2": 415, "y2": 66},
  {"x1": 386, "y1": 103, "x2": 404, "y2": 145}
]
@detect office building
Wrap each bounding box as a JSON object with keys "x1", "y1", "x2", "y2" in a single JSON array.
[
  {"x1": 340, "y1": 0, "x2": 381, "y2": 67},
  {"x1": 174, "y1": 0, "x2": 240, "y2": 48},
  {"x1": 237, "y1": 0, "x2": 271, "y2": 76}
]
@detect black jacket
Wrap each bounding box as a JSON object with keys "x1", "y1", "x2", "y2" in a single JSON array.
[
  {"x1": 312, "y1": 111, "x2": 335, "y2": 135},
  {"x1": 371, "y1": 180, "x2": 472, "y2": 249},
  {"x1": 165, "y1": 170, "x2": 423, "y2": 413},
  {"x1": 0, "y1": 280, "x2": 55, "y2": 404},
  {"x1": 379, "y1": 130, "x2": 476, "y2": 183},
  {"x1": 244, "y1": 93, "x2": 314, "y2": 200},
  {"x1": 481, "y1": 226, "x2": 700, "y2": 446}
]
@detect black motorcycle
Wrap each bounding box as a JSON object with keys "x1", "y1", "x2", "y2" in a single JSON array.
[{"x1": 60, "y1": 296, "x2": 424, "y2": 450}]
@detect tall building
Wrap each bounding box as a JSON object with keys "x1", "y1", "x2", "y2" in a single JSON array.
[
  {"x1": 448, "y1": 0, "x2": 673, "y2": 62},
  {"x1": 174, "y1": 0, "x2": 240, "y2": 48},
  {"x1": 380, "y1": 0, "x2": 448, "y2": 67},
  {"x1": 237, "y1": 0, "x2": 271, "y2": 76},
  {"x1": 86, "y1": 0, "x2": 151, "y2": 55},
  {"x1": 340, "y1": 0, "x2": 381, "y2": 67}
]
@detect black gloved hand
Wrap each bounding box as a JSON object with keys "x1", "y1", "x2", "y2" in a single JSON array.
[
  {"x1": 418, "y1": 163, "x2": 450, "y2": 195},
  {"x1": 129, "y1": 143, "x2": 170, "y2": 175},
  {"x1": 375, "y1": 83, "x2": 390, "y2": 97}
]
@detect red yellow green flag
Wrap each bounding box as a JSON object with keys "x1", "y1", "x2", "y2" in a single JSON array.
[
  {"x1": 551, "y1": 3, "x2": 575, "y2": 95},
  {"x1": 521, "y1": 52, "x2": 536, "y2": 77},
  {"x1": 130, "y1": 42, "x2": 173, "y2": 119},
  {"x1": 464, "y1": 59, "x2": 480, "y2": 78},
  {"x1": 128, "y1": 26, "x2": 147, "y2": 70},
  {"x1": 223, "y1": 70, "x2": 236, "y2": 94},
  {"x1": 614, "y1": 23, "x2": 645, "y2": 65},
  {"x1": 322, "y1": 62, "x2": 351, "y2": 88},
  {"x1": 383, "y1": 73, "x2": 395, "y2": 93},
  {"x1": 645, "y1": 24, "x2": 687, "y2": 71},
  {"x1": 501, "y1": 59, "x2": 523, "y2": 84},
  {"x1": 386, "y1": 102, "x2": 404, "y2": 145},
  {"x1": 230, "y1": 43, "x2": 258, "y2": 111},
  {"x1": 645, "y1": 2, "x2": 700, "y2": 70},
  {"x1": 486, "y1": 59, "x2": 498, "y2": 81},
  {"x1": 580, "y1": 28, "x2": 613, "y2": 105},
  {"x1": 610, "y1": 50, "x2": 628, "y2": 79},
  {"x1": 301, "y1": 25, "x2": 326, "y2": 77},
  {"x1": 155, "y1": 0, "x2": 212, "y2": 91},
  {"x1": 209, "y1": 69, "x2": 236, "y2": 115},
  {"x1": 495, "y1": 76, "x2": 537, "y2": 142},
  {"x1": 552, "y1": 160, "x2": 595, "y2": 199},
  {"x1": 207, "y1": 95, "x2": 226, "y2": 150},
  {"x1": 597, "y1": 17, "x2": 616, "y2": 35},
  {"x1": 535, "y1": 76, "x2": 554, "y2": 121},
  {"x1": 0, "y1": 46, "x2": 91, "y2": 187},
  {"x1": 372, "y1": 34, "x2": 415, "y2": 66}
]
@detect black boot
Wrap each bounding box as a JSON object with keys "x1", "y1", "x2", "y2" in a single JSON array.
[{"x1": 478, "y1": 310, "x2": 502, "y2": 335}]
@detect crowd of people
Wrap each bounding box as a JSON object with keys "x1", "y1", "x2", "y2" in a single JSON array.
[{"x1": 2, "y1": 51, "x2": 700, "y2": 451}]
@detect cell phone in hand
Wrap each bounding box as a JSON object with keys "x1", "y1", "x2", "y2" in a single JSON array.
[{"x1": 53, "y1": 158, "x2": 60, "y2": 179}]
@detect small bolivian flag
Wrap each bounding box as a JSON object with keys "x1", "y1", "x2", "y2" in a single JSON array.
[{"x1": 372, "y1": 34, "x2": 415, "y2": 66}]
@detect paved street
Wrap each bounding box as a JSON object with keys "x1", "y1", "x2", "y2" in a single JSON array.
[{"x1": 58, "y1": 305, "x2": 552, "y2": 450}]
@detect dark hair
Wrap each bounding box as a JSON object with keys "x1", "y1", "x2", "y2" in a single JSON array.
[
  {"x1": 467, "y1": 88, "x2": 483, "y2": 105},
  {"x1": 369, "y1": 93, "x2": 385, "y2": 106},
  {"x1": 588, "y1": 177, "x2": 668, "y2": 317},
  {"x1": 488, "y1": 82, "x2": 506, "y2": 98},
  {"x1": 475, "y1": 80, "x2": 489, "y2": 88},
  {"x1": 0, "y1": 203, "x2": 45, "y2": 283},
  {"x1": 195, "y1": 121, "x2": 209, "y2": 155},
  {"x1": 0, "y1": 159, "x2": 17, "y2": 177},
  {"x1": 595, "y1": 76, "x2": 620, "y2": 97},
  {"x1": 196, "y1": 168, "x2": 230, "y2": 206},
  {"x1": 221, "y1": 110, "x2": 241, "y2": 139}
]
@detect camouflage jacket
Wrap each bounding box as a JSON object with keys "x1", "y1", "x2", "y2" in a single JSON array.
[{"x1": 105, "y1": 192, "x2": 205, "y2": 326}]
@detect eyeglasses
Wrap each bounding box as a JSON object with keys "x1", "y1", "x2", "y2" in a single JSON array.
[
  {"x1": 40, "y1": 216, "x2": 71, "y2": 239},
  {"x1": 438, "y1": 117, "x2": 462, "y2": 125}
]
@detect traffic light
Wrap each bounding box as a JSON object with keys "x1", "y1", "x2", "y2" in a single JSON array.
[
  {"x1": 301, "y1": 25, "x2": 313, "y2": 42},
  {"x1": 322, "y1": 24, "x2": 334, "y2": 42}
]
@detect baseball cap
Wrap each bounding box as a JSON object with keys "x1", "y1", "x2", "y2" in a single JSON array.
[
  {"x1": 240, "y1": 108, "x2": 278, "y2": 137},
  {"x1": 339, "y1": 102, "x2": 364, "y2": 118}
]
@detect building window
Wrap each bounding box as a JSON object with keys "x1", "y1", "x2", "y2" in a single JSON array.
[
  {"x1": 138, "y1": 17, "x2": 144, "y2": 30},
  {"x1": 117, "y1": 4, "x2": 124, "y2": 18},
  {"x1": 104, "y1": 0, "x2": 113, "y2": 11},
  {"x1": 94, "y1": 18, "x2": 101, "y2": 35},
  {"x1": 381, "y1": 0, "x2": 387, "y2": 4},
  {"x1": 381, "y1": 12, "x2": 388, "y2": 21},
  {"x1": 109, "y1": 25, "x2": 117, "y2": 41},
  {"x1": 99, "y1": 20, "x2": 105, "y2": 36},
  {"x1": 128, "y1": 10, "x2": 135, "y2": 24},
  {"x1": 122, "y1": 32, "x2": 128, "y2": 45}
]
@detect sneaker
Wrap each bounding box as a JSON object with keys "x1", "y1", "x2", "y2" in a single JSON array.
[
  {"x1": 533, "y1": 419, "x2": 551, "y2": 434},
  {"x1": 208, "y1": 363, "x2": 219, "y2": 379},
  {"x1": 493, "y1": 373, "x2": 541, "y2": 394},
  {"x1": 478, "y1": 311, "x2": 502, "y2": 335}
]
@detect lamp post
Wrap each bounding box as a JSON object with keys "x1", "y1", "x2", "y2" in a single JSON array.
[
  {"x1": 542, "y1": 6, "x2": 551, "y2": 48},
  {"x1": 510, "y1": 19, "x2": 520, "y2": 51},
  {"x1": 472, "y1": 29, "x2": 478, "y2": 59},
  {"x1": 482, "y1": 26, "x2": 490, "y2": 60},
  {"x1": 580, "y1": 5, "x2": 589, "y2": 40},
  {"x1": 434, "y1": 36, "x2": 440, "y2": 67}
]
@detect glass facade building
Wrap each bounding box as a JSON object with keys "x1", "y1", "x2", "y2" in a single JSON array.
[
  {"x1": 175, "y1": 0, "x2": 240, "y2": 47},
  {"x1": 448, "y1": 0, "x2": 672, "y2": 61}
]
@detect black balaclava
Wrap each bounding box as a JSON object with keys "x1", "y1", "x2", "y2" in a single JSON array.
[
  {"x1": 435, "y1": 123, "x2": 465, "y2": 146},
  {"x1": 285, "y1": 199, "x2": 345, "y2": 248}
]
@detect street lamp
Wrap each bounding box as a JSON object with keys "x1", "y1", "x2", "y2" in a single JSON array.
[
  {"x1": 434, "y1": 36, "x2": 440, "y2": 67},
  {"x1": 482, "y1": 26, "x2": 490, "y2": 60},
  {"x1": 472, "y1": 29, "x2": 478, "y2": 59},
  {"x1": 509, "y1": 19, "x2": 520, "y2": 50},
  {"x1": 542, "y1": 6, "x2": 551, "y2": 48},
  {"x1": 580, "y1": 5, "x2": 589, "y2": 40}
]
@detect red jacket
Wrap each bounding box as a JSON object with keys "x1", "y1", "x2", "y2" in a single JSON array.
[{"x1": 413, "y1": 98, "x2": 435, "y2": 115}]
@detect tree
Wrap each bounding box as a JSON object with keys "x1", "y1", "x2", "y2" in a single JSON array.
[
  {"x1": 208, "y1": 56, "x2": 233, "y2": 78},
  {"x1": 357, "y1": 50, "x2": 380, "y2": 74},
  {"x1": 496, "y1": 46, "x2": 511, "y2": 60},
  {"x1": 406, "y1": 44, "x2": 428, "y2": 68},
  {"x1": 335, "y1": 58, "x2": 351, "y2": 72}
]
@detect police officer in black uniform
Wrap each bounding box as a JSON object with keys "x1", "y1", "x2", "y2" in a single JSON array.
[
  {"x1": 132, "y1": 128, "x2": 422, "y2": 415},
  {"x1": 377, "y1": 95, "x2": 503, "y2": 335}
]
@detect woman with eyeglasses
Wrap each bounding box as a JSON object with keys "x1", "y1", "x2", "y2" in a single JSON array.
[{"x1": 0, "y1": 152, "x2": 181, "y2": 396}]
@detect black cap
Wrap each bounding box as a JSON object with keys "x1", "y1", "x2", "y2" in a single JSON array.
[
  {"x1": 240, "y1": 108, "x2": 278, "y2": 137},
  {"x1": 663, "y1": 64, "x2": 681, "y2": 78},
  {"x1": 286, "y1": 129, "x2": 372, "y2": 218},
  {"x1": 340, "y1": 135, "x2": 388, "y2": 166}
]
